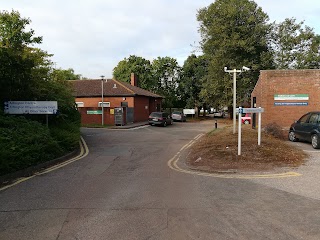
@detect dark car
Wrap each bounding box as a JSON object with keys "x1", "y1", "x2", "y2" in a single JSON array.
[
  {"x1": 288, "y1": 111, "x2": 320, "y2": 149},
  {"x1": 171, "y1": 111, "x2": 186, "y2": 122},
  {"x1": 148, "y1": 112, "x2": 173, "y2": 127}
]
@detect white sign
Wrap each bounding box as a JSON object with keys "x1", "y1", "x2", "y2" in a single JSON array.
[
  {"x1": 274, "y1": 94, "x2": 309, "y2": 100},
  {"x1": 183, "y1": 109, "x2": 195, "y2": 114},
  {"x1": 236, "y1": 108, "x2": 264, "y2": 113},
  {"x1": 4, "y1": 101, "x2": 58, "y2": 114},
  {"x1": 242, "y1": 108, "x2": 264, "y2": 113}
]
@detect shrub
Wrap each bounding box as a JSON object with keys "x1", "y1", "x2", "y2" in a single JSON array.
[
  {"x1": 264, "y1": 122, "x2": 286, "y2": 140},
  {"x1": 0, "y1": 115, "x2": 64, "y2": 175}
]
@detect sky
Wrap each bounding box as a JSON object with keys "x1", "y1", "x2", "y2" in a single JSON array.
[{"x1": 2, "y1": 0, "x2": 320, "y2": 79}]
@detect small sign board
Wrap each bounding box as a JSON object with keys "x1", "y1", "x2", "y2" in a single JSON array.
[
  {"x1": 4, "y1": 101, "x2": 58, "y2": 114},
  {"x1": 236, "y1": 108, "x2": 264, "y2": 113},
  {"x1": 183, "y1": 109, "x2": 195, "y2": 115},
  {"x1": 274, "y1": 102, "x2": 308, "y2": 106},
  {"x1": 87, "y1": 110, "x2": 102, "y2": 114},
  {"x1": 274, "y1": 94, "x2": 309, "y2": 100},
  {"x1": 242, "y1": 108, "x2": 264, "y2": 113}
]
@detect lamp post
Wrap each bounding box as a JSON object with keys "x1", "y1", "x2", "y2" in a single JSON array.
[
  {"x1": 100, "y1": 75, "x2": 105, "y2": 126},
  {"x1": 224, "y1": 66, "x2": 250, "y2": 134}
]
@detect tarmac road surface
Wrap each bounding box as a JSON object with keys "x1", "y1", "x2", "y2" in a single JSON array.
[{"x1": 1, "y1": 120, "x2": 320, "y2": 240}]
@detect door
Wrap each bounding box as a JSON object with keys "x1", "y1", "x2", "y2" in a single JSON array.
[{"x1": 294, "y1": 113, "x2": 311, "y2": 141}]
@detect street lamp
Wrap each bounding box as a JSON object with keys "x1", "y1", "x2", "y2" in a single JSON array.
[
  {"x1": 224, "y1": 66, "x2": 250, "y2": 134},
  {"x1": 100, "y1": 75, "x2": 105, "y2": 126}
]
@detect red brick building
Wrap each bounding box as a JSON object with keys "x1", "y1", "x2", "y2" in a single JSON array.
[
  {"x1": 251, "y1": 69, "x2": 320, "y2": 129},
  {"x1": 70, "y1": 74, "x2": 163, "y2": 125}
]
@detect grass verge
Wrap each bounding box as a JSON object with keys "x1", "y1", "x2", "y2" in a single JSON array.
[{"x1": 187, "y1": 125, "x2": 307, "y2": 172}]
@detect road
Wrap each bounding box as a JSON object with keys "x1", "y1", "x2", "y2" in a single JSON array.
[{"x1": 1, "y1": 120, "x2": 320, "y2": 240}]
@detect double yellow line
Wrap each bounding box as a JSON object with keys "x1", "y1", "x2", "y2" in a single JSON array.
[
  {"x1": 168, "y1": 134, "x2": 301, "y2": 179},
  {"x1": 0, "y1": 136, "x2": 89, "y2": 191}
]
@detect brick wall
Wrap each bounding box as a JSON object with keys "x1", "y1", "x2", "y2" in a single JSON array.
[
  {"x1": 76, "y1": 96, "x2": 162, "y2": 125},
  {"x1": 134, "y1": 96, "x2": 151, "y2": 122},
  {"x1": 76, "y1": 96, "x2": 134, "y2": 108},
  {"x1": 251, "y1": 70, "x2": 320, "y2": 129}
]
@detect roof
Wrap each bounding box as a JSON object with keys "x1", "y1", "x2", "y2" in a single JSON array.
[{"x1": 70, "y1": 79, "x2": 163, "y2": 98}]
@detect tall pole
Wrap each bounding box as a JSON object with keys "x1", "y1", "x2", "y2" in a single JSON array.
[
  {"x1": 224, "y1": 67, "x2": 250, "y2": 134},
  {"x1": 233, "y1": 69, "x2": 237, "y2": 134},
  {"x1": 101, "y1": 75, "x2": 105, "y2": 126}
]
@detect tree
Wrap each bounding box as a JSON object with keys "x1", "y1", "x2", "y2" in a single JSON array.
[
  {"x1": 270, "y1": 18, "x2": 320, "y2": 69},
  {"x1": 112, "y1": 55, "x2": 154, "y2": 90},
  {"x1": 151, "y1": 57, "x2": 181, "y2": 110},
  {"x1": 197, "y1": 0, "x2": 274, "y2": 110},
  {"x1": 0, "y1": 10, "x2": 44, "y2": 103},
  {"x1": 179, "y1": 54, "x2": 208, "y2": 109},
  {"x1": 51, "y1": 68, "x2": 82, "y2": 80}
]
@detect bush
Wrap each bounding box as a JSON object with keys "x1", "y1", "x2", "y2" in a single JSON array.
[
  {"x1": 0, "y1": 115, "x2": 64, "y2": 175},
  {"x1": 264, "y1": 122, "x2": 286, "y2": 140},
  {"x1": 49, "y1": 107, "x2": 81, "y2": 151}
]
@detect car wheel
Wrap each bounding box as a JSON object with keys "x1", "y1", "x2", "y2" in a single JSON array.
[
  {"x1": 288, "y1": 131, "x2": 298, "y2": 142},
  {"x1": 244, "y1": 120, "x2": 249, "y2": 124},
  {"x1": 311, "y1": 134, "x2": 320, "y2": 149},
  {"x1": 163, "y1": 121, "x2": 167, "y2": 127}
]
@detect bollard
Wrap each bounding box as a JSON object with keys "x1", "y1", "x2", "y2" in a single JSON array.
[{"x1": 215, "y1": 120, "x2": 218, "y2": 129}]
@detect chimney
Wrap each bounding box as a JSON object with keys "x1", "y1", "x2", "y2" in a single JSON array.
[{"x1": 130, "y1": 73, "x2": 138, "y2": 87}]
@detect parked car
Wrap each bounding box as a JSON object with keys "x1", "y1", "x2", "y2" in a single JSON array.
[
  {"x1": 241, "y1": 113, "x2": 251, "y2": 124},
  {"x1": 213, "y1": 111, "x2": 225, "y2": 118},
  {"x1": 288, "y1": 111, "x2": 320, "y2": 149},
  {"x1": 148, "y1": 112, "x2": 173, "y2": 127},
  {"x1": 171, "y1": 111, "x2": 186, "y2": 122}
]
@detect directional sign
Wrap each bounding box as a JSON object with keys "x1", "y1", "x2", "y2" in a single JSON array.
[
  {"x1": 242, "y1": 108, "x2": 264, "y2": 113},
  {"x1": 236, "y1": 108, "x2": 264, "y2": 113},
  {"x1": 4, "y1": 101, "x2": 58, "y2": 114}
]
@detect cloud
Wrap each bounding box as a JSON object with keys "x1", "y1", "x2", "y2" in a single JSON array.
[{"x1": 2, "y1": 0, "x2": 320, "y2": 79}]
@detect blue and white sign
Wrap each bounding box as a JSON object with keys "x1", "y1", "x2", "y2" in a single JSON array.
[
  {"x1": 4, "y1": 101, "x2": 58, "y2": 114},
  {"x1": 274, "y1": 102, "x2": 308, "y2": 106}
]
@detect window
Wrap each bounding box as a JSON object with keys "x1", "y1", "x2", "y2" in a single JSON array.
[
  {"x1": 309, "y1": 114, "x2": 319, "y2": 124},
  {"x1": 299, "y1": 113, "x2": 310, "y2": 123},
  {"x1": 98, "y1": 102, "x2": 110, "y2": 107},
  {"x1": 76, "y1": 102, "x2": 84, "y2": 107}
]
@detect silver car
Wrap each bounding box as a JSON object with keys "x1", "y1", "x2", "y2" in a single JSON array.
[{"x1": 171, "y1": 111, "x2": 186, "y2": 122}]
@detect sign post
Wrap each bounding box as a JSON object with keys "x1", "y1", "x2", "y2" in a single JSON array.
[
  {"x1": 237, "y1": 107, "x2": 264, "y2": 155},
  {"x1": 238, "y1": 107, "x2": 243, "y2": 155}
]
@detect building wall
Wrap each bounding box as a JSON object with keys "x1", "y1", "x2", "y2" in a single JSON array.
[
  {"x1": 251, "y1": 70, "x2": 320, "y2": 129},
  {"x1": 76, "y1": 96, "x2": 162, "y2": 125},
  {"x1": 76, "y1": 96, "x2": 134, "y2": 108},
  {"x1": 134, "y1": 96, "x2": 151, "y2": 122}
]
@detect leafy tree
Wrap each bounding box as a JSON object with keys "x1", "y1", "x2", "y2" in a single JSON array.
[
  {"x1": 112, "y1": 55, "x2": 154, "y2": 90},
  {"x1": 151, "y1": 57, "x2": 181, "y2": 110},
  {"x1": 270, "y1": 18, "x2": 320, "y2": 69},
  {"x1": 179, "y1": 54, "x2": 208, "y2": 109},
  {"x1": 51, "y1": 68, "x2": 82, "y2": 80},
  {"x1": 0, "y1": 10, "x2": 80, "y2": 154},
  {"x1": 0, "y1": 10, "x2": 44, "y2": 104},
  {"x1": 197, "y1": 0, "x2": 274, "y2": 110}
]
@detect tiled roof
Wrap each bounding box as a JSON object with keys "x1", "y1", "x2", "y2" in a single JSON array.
[{"x1": 69, "y1": 79, "x2": 163, "y2": 98}]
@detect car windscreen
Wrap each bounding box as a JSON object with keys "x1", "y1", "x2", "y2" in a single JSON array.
[{"x1": 150, "y1": 112, "x2": 161, "y2": 118}]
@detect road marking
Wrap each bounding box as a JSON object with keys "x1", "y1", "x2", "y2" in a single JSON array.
[
  {"x1": 128, "y1": 125, "x2": 150, "y2": 130},
  {"x1": 167, "y1": 136, "x2": 302, "y2": 179},
  {"x1": 303, "y1": 150, "x2": 320, "y2": 153},
  {"x1": 0, "y1": 136, "x2": 89, "y2": 192}
]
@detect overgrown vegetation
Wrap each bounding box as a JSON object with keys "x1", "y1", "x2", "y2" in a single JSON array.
[
  {"x1": 0, "y1": 10, "x2": 81, "y2": 176},
  {"x1": 187, "y1": 125, "x2": 307, "y2": 172}
]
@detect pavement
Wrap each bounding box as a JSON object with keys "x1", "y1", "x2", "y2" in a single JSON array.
[
  {"x1": 3, "y1": 118, "x2": 320, "y2": 202},
  {"x1": 109, "y1": 121, "x2": 149, "y2": 129},
  {"x1": 249, "y1": 141, "x2": 320, "y2": 201}
]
